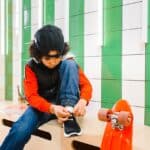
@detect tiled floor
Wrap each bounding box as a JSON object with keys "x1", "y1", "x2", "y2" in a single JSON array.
[{"x1": 0, "y1": 100, "x2": 150, "y2": 150}]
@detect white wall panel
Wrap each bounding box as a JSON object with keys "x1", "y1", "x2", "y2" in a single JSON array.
[
  {"x1": 90, "y1": 79, "x2": 101, "y2": 103},
  {"x1": 132, "y1": 107, "x2": 144, "y2": 125},
  {"x1": 122, "y1": 29, "x2": 144, "y2": 54},
  {"x1": 55, "y1": 0, "x2": 65, "y2": 19},
  {"x1": 31, "y1": 0, "x2": 42, "y2": 39},
  {"x1": 84, "y1": 57, "x2": 101, "y2": 79},
  {"x1": 12, "y1": 0, "x2": 22, "y2": 102},
  {"x1": 55, "y1": 0, "x2": 69, "y2": 42},
  {"x1": 123, "y1": 2, "x2": 142, "y2": 29},
  {"x1": 84, "y1": 0, "x2": 98, "y2": 13},
  {"x1": 84, "y1": 34, "x2": 100, "y2": 56},
  {"x1": 84, "y1": 12, "x2": 99, "y2": 35},
  {"x1": 123, "y1": 0, "x2": 142, "y2": 5},
  {"x1": 122, "y1": 80, "x2": 145, "y2": 107},
  {"x1": 122, "y1": 55, "x2": 145, "y2": 80}
]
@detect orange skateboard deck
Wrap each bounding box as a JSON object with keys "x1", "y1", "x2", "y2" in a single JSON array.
[{"x1": 98, "y1": 99, "x2": 133, "y2": 150}]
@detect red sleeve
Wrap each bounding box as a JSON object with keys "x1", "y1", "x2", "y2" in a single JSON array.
[
  {"x1": 79, "y1": 68, "x2": 93, "y2": 103},
  {"x1": 23, "y1": 65, "x2": 52, "y2": 113}
]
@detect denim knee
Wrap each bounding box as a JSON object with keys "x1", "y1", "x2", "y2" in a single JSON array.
[{"x1": 60, "y1": 59, "x2": 78, "y2": 70}]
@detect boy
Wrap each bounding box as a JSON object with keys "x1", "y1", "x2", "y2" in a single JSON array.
[{"x1": 0, "y1": 25, "x2": 92, "y2": 150}]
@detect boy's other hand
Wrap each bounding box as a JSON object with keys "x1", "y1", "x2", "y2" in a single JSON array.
[
  {"x1": 73, "y1": 99, "x2": 87, "y2": 117},
  {"x1": 51, "y1": 105, "x2": 70, "y2": 122}
]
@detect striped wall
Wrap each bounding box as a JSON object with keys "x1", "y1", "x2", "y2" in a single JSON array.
[{"x1": 0, "y1": 0, "x2": 149, "y2": 126}]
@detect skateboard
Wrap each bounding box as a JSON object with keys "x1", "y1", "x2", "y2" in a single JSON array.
[{"x1": 98, "y1": 99, "x2": 133, "y2": 150}]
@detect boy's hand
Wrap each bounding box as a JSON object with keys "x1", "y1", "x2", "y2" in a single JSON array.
[
  {"x1": 73, "y1": 99, "x2": 87, "y2": 117},
  {"x1": 50, "y1": 105, "x2": 70, "y2": 122}
]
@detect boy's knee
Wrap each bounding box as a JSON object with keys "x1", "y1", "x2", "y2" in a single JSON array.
[{"x1": 61, "y1": 59, "x2": 78, "y2": 69}]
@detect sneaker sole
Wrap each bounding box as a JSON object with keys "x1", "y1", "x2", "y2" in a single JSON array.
[{"x1": 64, "y1": 130, "x2": 82, "y2": 137}]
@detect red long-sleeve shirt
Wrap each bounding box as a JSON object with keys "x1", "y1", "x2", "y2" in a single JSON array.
[{"x1": 24, "y1": 65, "x2": 92, "y2": 113}]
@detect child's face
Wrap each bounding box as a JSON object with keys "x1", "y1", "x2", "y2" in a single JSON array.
[{"x1": 41, "y1": 50, "x2": 62, "y2": 69}]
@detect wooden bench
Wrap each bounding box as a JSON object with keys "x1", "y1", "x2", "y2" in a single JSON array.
[{"x1": 0, "y1": 101, "x2": 103, "y2": 150}]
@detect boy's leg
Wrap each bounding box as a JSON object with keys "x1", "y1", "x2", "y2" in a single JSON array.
[
  {"x1": 0, "y1": 106, "x2": 52, "y2": 150},
  {"x1": 59, "y1": 59, "x2": 79, "y2": 107},
  {"x1": 59, "y1": 59, "x2": 81, "y2": 137}
]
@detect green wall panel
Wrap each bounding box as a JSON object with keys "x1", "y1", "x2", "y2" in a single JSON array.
[
  {"x1": 23, "y1": 27, "x2": 31, "y2": 43},
  {"x1": 104, "y1": 0, "x2": 122, "y2": 9},
  {"x1": 70, "y1": 15, "x2": 84, "y2": 36},
  {"x1": 70, "y1": 0, "x2": 84, "y2": 16},
  {"x1": 69, "y1": 0, "x2": 84, "y2": 69},
  {"x1": 23, "y1": 0, "x2": 31, "y2": 9},
  {"x1": 43, "y1": 0, "x2": 54, "y2": 25},
  {"x1": 21, "y1": 0, "x2": 31, "y2": 92},
  {"x1": 145, "y1": 0, "x2": 150, "y2": 126},
  {"x1": 103, "y1": 31, "x2": 122, "y2": 56},
  {"x1": 5, "y1": 0, "x2": 13, "y2": 100},
  {"x1": 104, "y1": 7, "x2": 122, "y2": 32},
  {"x1": 101, "y1": 80, "x2": 122, "y2": 108},
  {"x1": 145, "y1": 54, "x2": 150, "y2": 81},
  {"x1": 70, "y1": 36, "x2": 84, "y2": 57},
  {"x1": 102, "y1": 56, "x2": 122, "y2": 79},
  {"x1": 101, "y1": 0, "x2": 122, "y2": 107},
  {"x1": 145, "y1": 81, "x2": 150, "y2": 107},
  {"x1": 148, "y1": 0, "x2": 150, "y2": 27},
  {"x1": 145, "y1": 108, "x2": 150, "y2": 126}
]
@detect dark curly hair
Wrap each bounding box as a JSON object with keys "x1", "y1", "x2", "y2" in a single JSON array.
[
  {"x1": 29, "y1": 25, "x2": 70, "y2": 61},
  {"x1": 29, "y1": 41, "x2": 70, "y2": 61}
]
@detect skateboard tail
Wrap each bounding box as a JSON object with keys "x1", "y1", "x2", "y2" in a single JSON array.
[{"x1": 101, "y1": 123, "x2": 132, "y2": 150}]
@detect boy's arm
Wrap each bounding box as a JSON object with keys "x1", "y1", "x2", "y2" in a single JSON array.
[
  {"x1": 73, "y1": 68, "x2": 92, "y2": 116},
  {"x1": 23, "y1": 65, "x2": 53, "y2": 113},
  {"x1": 79, "y1": 67, "x2": 93, "y2": 104}
]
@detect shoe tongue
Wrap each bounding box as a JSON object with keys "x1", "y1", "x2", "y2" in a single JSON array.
[{"x1": 65, "y1": 106, "x2": 73, "y2": 113}]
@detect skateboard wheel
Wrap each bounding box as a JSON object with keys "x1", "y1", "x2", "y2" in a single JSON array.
[
  {"x1": 117, "y1": 111, "x2": 132, "y2": 126},
  {"x1": 98, "y1": 109, "x2": 112, "y2": 122}
]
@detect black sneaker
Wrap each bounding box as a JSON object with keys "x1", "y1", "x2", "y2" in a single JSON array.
[{"x1": 64, "y1": 115, "x2": 82, "y2": 137}]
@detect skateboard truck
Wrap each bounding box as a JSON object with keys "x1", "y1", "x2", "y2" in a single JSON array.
[
  {"x1": 98, "y1": 109, "x2": 132, "y2": 130},
  {"x1": 110, "y1": 113, "x2": 124, "y2": 130}
]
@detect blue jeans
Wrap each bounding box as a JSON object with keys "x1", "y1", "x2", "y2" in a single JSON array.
[{"x1": 0, "y1": 59, "x2": 79, "y2": 150}]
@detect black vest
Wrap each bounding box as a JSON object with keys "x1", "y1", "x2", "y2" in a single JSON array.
[{"x1": 27, "y1": 59, "x2": 60, "y2": 100}]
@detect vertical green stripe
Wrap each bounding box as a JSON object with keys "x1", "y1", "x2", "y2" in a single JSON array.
[
  {"x1": 43, "y1": 0, "x2": 54, "y2": 25},
  {"x1": 5, "y1": 0, "x2": 13, "y2": 100},
  {"x1": 101, "y1": 0, "x2": 122, "y2": 108},
  {"x1": 145, "y1": 0, "x2": 150, "y2": 126},
  {"x1": 21, "y1": 0, "x2": 31, "y2": 91},
  {"x1": 69, "y1": 0, "x2": 84, "y2": 69}
]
